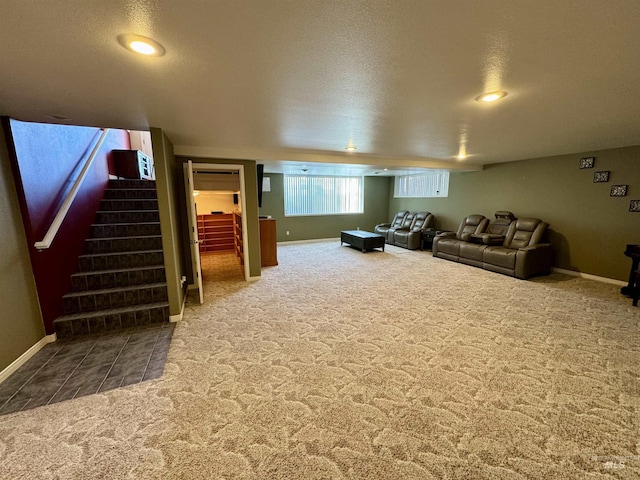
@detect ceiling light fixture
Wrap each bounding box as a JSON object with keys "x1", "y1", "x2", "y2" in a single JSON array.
[
  {"x1": 117, "y1": 34, "x2": 166, "y2": 57},
  {"x1": 475, "y1": 91, "x2": 508, "y2": 102},
  {"x1": 345, "y1": 144, "x2": 357, "y2": 152}
]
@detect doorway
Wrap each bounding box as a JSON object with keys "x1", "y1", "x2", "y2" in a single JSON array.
[{"x1": 184, "y1": 162, "x2": 250, "y2": 303}]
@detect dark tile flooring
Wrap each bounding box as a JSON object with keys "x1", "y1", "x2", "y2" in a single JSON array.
[{"x1": 0, "y1": 323, "x2": 174, "y2": 416}]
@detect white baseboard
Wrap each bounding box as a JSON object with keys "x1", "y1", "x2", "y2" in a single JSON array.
[
  {"x1": 278, "y1": 237, "x2": 339, "y2": 245},
  {"x1": 169, "y1": 295, "x2": 186, "y2": 323},
  {"x1": 553, "y1": 267, "x2": 627, "y2": 286},
  {"x1": 0, "y1": 333, "x2": 57, "y2": 385}
]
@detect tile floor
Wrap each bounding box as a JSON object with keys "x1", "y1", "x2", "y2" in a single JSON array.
[{"x1": 0, "y1": 323, "x2": 174, "y2": 416}]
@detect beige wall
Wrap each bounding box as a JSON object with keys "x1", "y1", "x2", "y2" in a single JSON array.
[
  {"x1": 390, "y1": 145, "x2": 640, "y2": 281},
  {"x1": 259, "y1": 174, "x2": 391, "y2": 242},
  {"x1": 0, "y1": 119, "x2": 45, "y2": 370},
  {"x1": 194, "y1": 192, "x2": 238, "y2": 215}
]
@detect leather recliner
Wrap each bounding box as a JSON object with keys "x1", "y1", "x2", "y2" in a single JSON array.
[
  {"x1": 483, "y1": 217, "x2": 554, "y2": 279},
  {"x1": 470, "y1": 211, "x2": 516, "y2": 246},
  {"x1": 432, "y1": 214, "x2": 489, "y2": 260},
  {"x1": 374, "y1": 210, "x2": 408, "y2": 243},
  {"x1": 433, "y1": 214, "x2": 554, "y2": 279},
  {"x1": 393, "y1": 211, "x2": 435, "y2": 250}
]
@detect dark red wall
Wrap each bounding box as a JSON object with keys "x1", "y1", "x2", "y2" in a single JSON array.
[{"x1": 4, "y1": 118, "x2": 130, "y2": 334}]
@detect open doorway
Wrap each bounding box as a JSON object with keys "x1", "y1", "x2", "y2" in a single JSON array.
[{"x1": 184, "y1": 162, "x2": 251, "y2": 303}]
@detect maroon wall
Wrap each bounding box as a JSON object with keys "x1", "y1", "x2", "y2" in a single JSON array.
[{"x1": 4, "y1": 118, "x2": 130, "y2": 334}]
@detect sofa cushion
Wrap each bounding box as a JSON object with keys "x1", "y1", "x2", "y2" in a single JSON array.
[
  {"x1": 391, "y1": 211, "x2": 409, "y2": 228},
  {"x1": 504, "y1": 218, "x2": 547, "y2": 249},
  {"x1": 460, "y1": 242, "x2": 488, "y2": 261},
  {"x1": 411, "y1": 212, "x2": 434, "y2": 231},
  {"x1": 435, "y1": 238, "x2": 463, "y2": 257},
  {"x1": 398, "y1": 212, "x2": 417, "y2": 230},
  {"x1": 456, "y1": 214, "x2": 489, "y2": 241},
  {"x1": 483, "y1": 246, "x2": 518, "y2": 270},
  {"x1": 374, "y1": 211, "x2": 409, "y2": 243}
]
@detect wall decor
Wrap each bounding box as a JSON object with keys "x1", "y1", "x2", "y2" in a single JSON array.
[
  {"x1": 610, "y1": 185, "x2": 628, "y2": 197},
  {"x1": 593, "y1": 171, "x2": 610, "y2": 183},
  {"x1": 579, "y1": 156, "x2": 595, "y2": 169},
  {"x1": 630, "y1": 200, "x2": 640, "y2": 212}
]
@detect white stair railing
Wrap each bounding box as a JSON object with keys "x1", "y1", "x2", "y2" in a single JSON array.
[{"x1": 34, "y1": 128, "x2": 110, "y2": 251}]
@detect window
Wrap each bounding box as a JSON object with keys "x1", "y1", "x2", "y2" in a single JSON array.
[
  {"x1": 284, "y1": 175, "x2": 364, "y2": 216},
  {"x1": 394, "y1": 172, "x2": 449, "y2": 198}
]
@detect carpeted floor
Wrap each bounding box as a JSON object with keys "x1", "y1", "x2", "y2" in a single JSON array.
[{"x1": 0, "y1": 240, "x2": 638, "y2": 479}]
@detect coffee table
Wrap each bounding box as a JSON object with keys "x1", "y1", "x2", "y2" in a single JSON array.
[{"x1": 340, "y1": 230, "x2": 385, "y2": 253}]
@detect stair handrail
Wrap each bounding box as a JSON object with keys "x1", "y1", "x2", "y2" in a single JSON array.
[{"x1": 34, "y1": 128, "x2": 111, "y2": 251}]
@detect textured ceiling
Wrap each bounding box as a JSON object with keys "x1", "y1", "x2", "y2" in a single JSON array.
[{"x1": 1, "y1": 1, "x2": 639, "y2": 175}]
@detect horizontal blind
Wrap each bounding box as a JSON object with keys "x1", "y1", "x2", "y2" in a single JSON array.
[{"x1": 284, "y1": 175, "x2": 364, "y2": 216}]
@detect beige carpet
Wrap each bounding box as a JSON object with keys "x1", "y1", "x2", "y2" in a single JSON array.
[{"x1": 0, "y1": 240, "x2": 638, "y2": 479}]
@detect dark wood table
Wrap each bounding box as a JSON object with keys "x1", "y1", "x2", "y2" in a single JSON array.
[{"x1": 341, "y1": 230, "x2": 385, "y2": 253}]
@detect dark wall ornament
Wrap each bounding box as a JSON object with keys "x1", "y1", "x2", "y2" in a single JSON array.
[
  {"x1": 610, "y1": 185, "x2": 628, "y2": 197},
  {"x1": 579, "y1": 157, "x2": 595, "y2": 169},
  {"x1": 593, "y1": 171, "x2": 610, "y2": 183},
  {"x1": 630, "y1": 200, "x2": 640, "y2": 212}
]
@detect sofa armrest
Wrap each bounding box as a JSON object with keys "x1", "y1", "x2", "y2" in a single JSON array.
[
  {"x1": 437, "y1": 231, "x2": 456, "y2": 238},
  {"x1": 519, "y1": 243, "x2": 552, "y2": 252},
  {"x1": 375, "y1": 222, "x2": 391, "y2": 228},
  {"x1": 482, "y1": 234, "x2": 505, "y2": 246},
  {"x1": 515, "y1": 243, "x2": 554, "y2": 279}
]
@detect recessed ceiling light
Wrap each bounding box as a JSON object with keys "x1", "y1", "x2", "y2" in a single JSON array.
[
  {"x1": 117, "y1": 34, "x2": 166, "y2": 57},
  {"x1": 475, "y1": 91, "x2": 508, "y2": 102},
  {"x1": 345, "y1": 145, "x2": 357, "y2": 152},
  {"x1": 383, "y1": 168, "x2": 388, "y2": 171}
]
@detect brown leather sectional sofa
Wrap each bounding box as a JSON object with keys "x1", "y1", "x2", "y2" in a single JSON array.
[
  {"x1": 374, "y1": 210, "x2": 435, "y2": 250},
  {"x1": 432, "y1": 212, "x2": 554, "y2": 279}
]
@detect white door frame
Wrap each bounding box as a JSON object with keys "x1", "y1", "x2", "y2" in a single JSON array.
[
  {"x1": 190, "y1": 163, "x2": 250, "y2": 281},
  {"x1": 183, "y1": 160, "x2": 204, "y2": 303}
]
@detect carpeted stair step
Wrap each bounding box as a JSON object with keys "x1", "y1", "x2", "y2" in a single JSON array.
[
  {"x1": 103, "y1": 188, "x2": 158, "y2": 199},
  {"x1": 94, "y1": 210, "x2": 160, "y2": 224},
  {"x1": 78, "y1": 249, "x2": 164, "y2": 272},
  {"x1": 84, "y1": 235, "x2": 163, "y2": 254},
  {"x1": 70, "y1": 265, "x2": 166, "y2": 292},
  {"x1": 89, "y1": 222, "x2": 161, "y2": 238},
  {"x1": 100, "y1": 198, "x2": 158, "y2": 211},
  {"x1": 54, "y1": 301, "x2": 170, "y2": 338},
  {"x1": 108, "y1": 179, "x2": 156, "y2": 189},
  {"x1": 62, "y1": 282, "x2": 168, "y2": 315}
]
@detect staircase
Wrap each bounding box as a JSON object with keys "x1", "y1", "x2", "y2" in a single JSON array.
[{"x1": 54, "y1": 179, "x2": 169, "y2": 338}]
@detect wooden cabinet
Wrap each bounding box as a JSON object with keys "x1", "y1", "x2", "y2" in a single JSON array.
[
  {"x1": 259, "y1": 218, "x2": 278, "y2": 266},
  {"x1": 231, "y1": 214, "x2": 278, "y2": 267},
  {"x1": 197, "y1": 214, "x2": 234, "y2": 253},
  {"x1": 233, "y1": 212, "x2": 243, "y2": 265}
]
